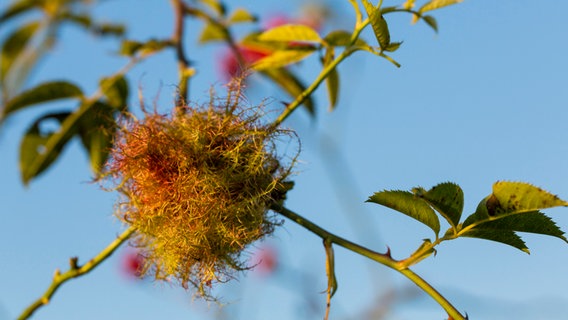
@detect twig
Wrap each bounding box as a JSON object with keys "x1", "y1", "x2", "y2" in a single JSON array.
[
  {"x1": 17, "y1": 227, "x2": 136, "y2": 320},
  {"x1": 271, "y1": 204, "x2": 466, "y2": 320},
  {"x1": 171, "y1": 0, "x2": 192, "y2": 107}
]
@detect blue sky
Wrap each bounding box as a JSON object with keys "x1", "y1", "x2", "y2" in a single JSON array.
[{"x1": 1, "y1": 0, "x2": 568, "y2": 319}]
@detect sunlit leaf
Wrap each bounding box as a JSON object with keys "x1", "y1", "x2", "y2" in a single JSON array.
[
  {"x1": 252, "y1": 48, "x2": 316, "y2": 70},
  {"x1": 3, "y1": 81, "x2": 83, "y2": 119},
  {"x1": 260, "y1": 68, "x2": 315, "y2": 116},
  {"x1": 227, "y1": 8, "x2": 256, "y2": 24},
  {"x1": 419, "y1": 0, "x2": 463, "y2": 13},
  {"x1": 257, "y1": 24, "x2": 322, "y2": 44},
  {"x1": 492, "y1": 181, "x2": 568, "y2": 214},
  {"x1": 460, "y1": 181, "x2": 568, "y2": 252},
  {"x1": 198, "y1": 22, "x2": 227, "y2": 43},
  {"x1": 367, "y1": 190, "x2": 440, "y2": 235},
  {"x1": 361, "y1": 0, "x2": 390, "y2": 50},
  {"x1": 413, "y1": 182, "x2": 463, "y2": 229},
  {"x1": 1, "y1": 21, "x2": 40, "y2": 83}
]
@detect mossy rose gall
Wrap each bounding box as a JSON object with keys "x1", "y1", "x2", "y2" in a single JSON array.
[{"x1": 104, "y1": 86, "x2": 296, "y2": 296}]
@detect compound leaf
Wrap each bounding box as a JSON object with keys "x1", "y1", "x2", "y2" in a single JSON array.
[{"x1": 367, "y1": 190, "x2": 440, "y2": 235}]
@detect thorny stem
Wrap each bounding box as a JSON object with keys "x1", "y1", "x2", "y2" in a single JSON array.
[
  {"x1": 171, "y1": 0, "x2": 192, "y2": 107},
  {"x1": 17, "y1": 227, "x2": 136, "y2": 320},
  {"x1": 271, "y1": 204, "x2": 466, "y2": 320}
]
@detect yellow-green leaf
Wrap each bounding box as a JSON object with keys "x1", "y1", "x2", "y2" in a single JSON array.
[
  {"x1": 227, "y1": 8, "x2": 256, "y2": 24},
  {"x1": 419, "y1": 0, "x2": 463, "y2": 14},
  {"x1": 252, "y1": 48, "x2": 315, "y2": 70},
  {"x1": 198, "y1": 22, "x2": 227, "y2": 43},
  {"x1": 361, "y1": 0, "x2": 390, "y2": 50},
  {"x1": 258, "y1": 24, "x2": 322, "y2": 44},
  {"x1": 493, "y1": 181, "x2": 568, "y2": 215}
]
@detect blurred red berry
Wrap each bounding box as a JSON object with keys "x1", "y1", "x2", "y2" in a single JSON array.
[
  {"x1": 253, "y1": 245, "x2": 278, "y2": 275},
  {"x1": 121, "y1": 250, "x2": 145, "y2": 279},
  {"x1": 219, "y1": 46, "x2": 270, "y2": 80}
]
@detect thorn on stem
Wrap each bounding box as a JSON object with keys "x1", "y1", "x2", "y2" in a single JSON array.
[
  {"x1": 69, "y1": 257, "x2": 79, "y2": 270},
  {"x1": 385, "y1": 246, "x2": 392, "y2": 258}
]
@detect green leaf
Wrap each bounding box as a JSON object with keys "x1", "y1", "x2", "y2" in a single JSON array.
[
  {"x1": 99, "y1": 75, "x2": 129, "y2": 110},
  {"x1": 3, "y1": 81, "x2": 83, "y2": 119},
  {"x1": 413, "y1": 182, "x2": 463, "y2": 229},
  {"x1": 461, "y1": 229, "x2": 529, "y2": 254},
  {"x1": 20, "y1": 112, "x2": 74, "y2": 184},
  {"x1": 476, "y1": 211, "x2": 568, "y2": 243},
  {"x1": 119, "y1": 39, "x2": 171, "y2": 56},
  {"x1": 19, "y1": 98, "x2": 100, "y2": 185},
  {"x1": 421, "y1": 15, "x2": 438, "y2": 33},
  {"x1": 419, "y1": 0, "x2": 463, "y2": 14},
  {"x1": 322, "y1": 48, "x2": 339, "y2": 111},
  {"x1": 361, "y1": 0, "x2": 390, "y2": 50},
  {"x1": 324, "y1": 30, "x2": 352, "y2": 46},
  {"x1": 227, "y1": 8, "x2": 256, "y2": 24},
  {"x1": 0, "y1": 0, "x2": 39, "y2": 24},
  {"x1": 198, "y1": 22, "x2": 227, "y2": 44},
  {"x1": 252, "y1": 48, "x2": 316, "y2": 70},
  {"x1": 257, "y1": 24, "x2": 322, "y2": 44},
  {"x1": 367, "y1": 190, "x2": 440, "y2": 235},
  {"x1": 384, "y1": 41, "x2": 402, "y2": 52},
  {"x1": 78, "y1": 101, "x2": 117, "y2": 174},
  {"x1": 260, "y1": 68, "x2": 315, "y2": 116},
  {"x1": 1, "y1": 21, "x2": 40, "y2": 83}
]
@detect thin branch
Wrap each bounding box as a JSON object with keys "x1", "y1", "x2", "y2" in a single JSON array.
[
  {"x1": 18, "y1": 226, "x2": 136, "y2": 320},
  {"x1": 271, "y1": 204, "x2": 466, "y2": 320},
  {"x1": 171, "y1": 0, "x2": 192, "y2": 107}
]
